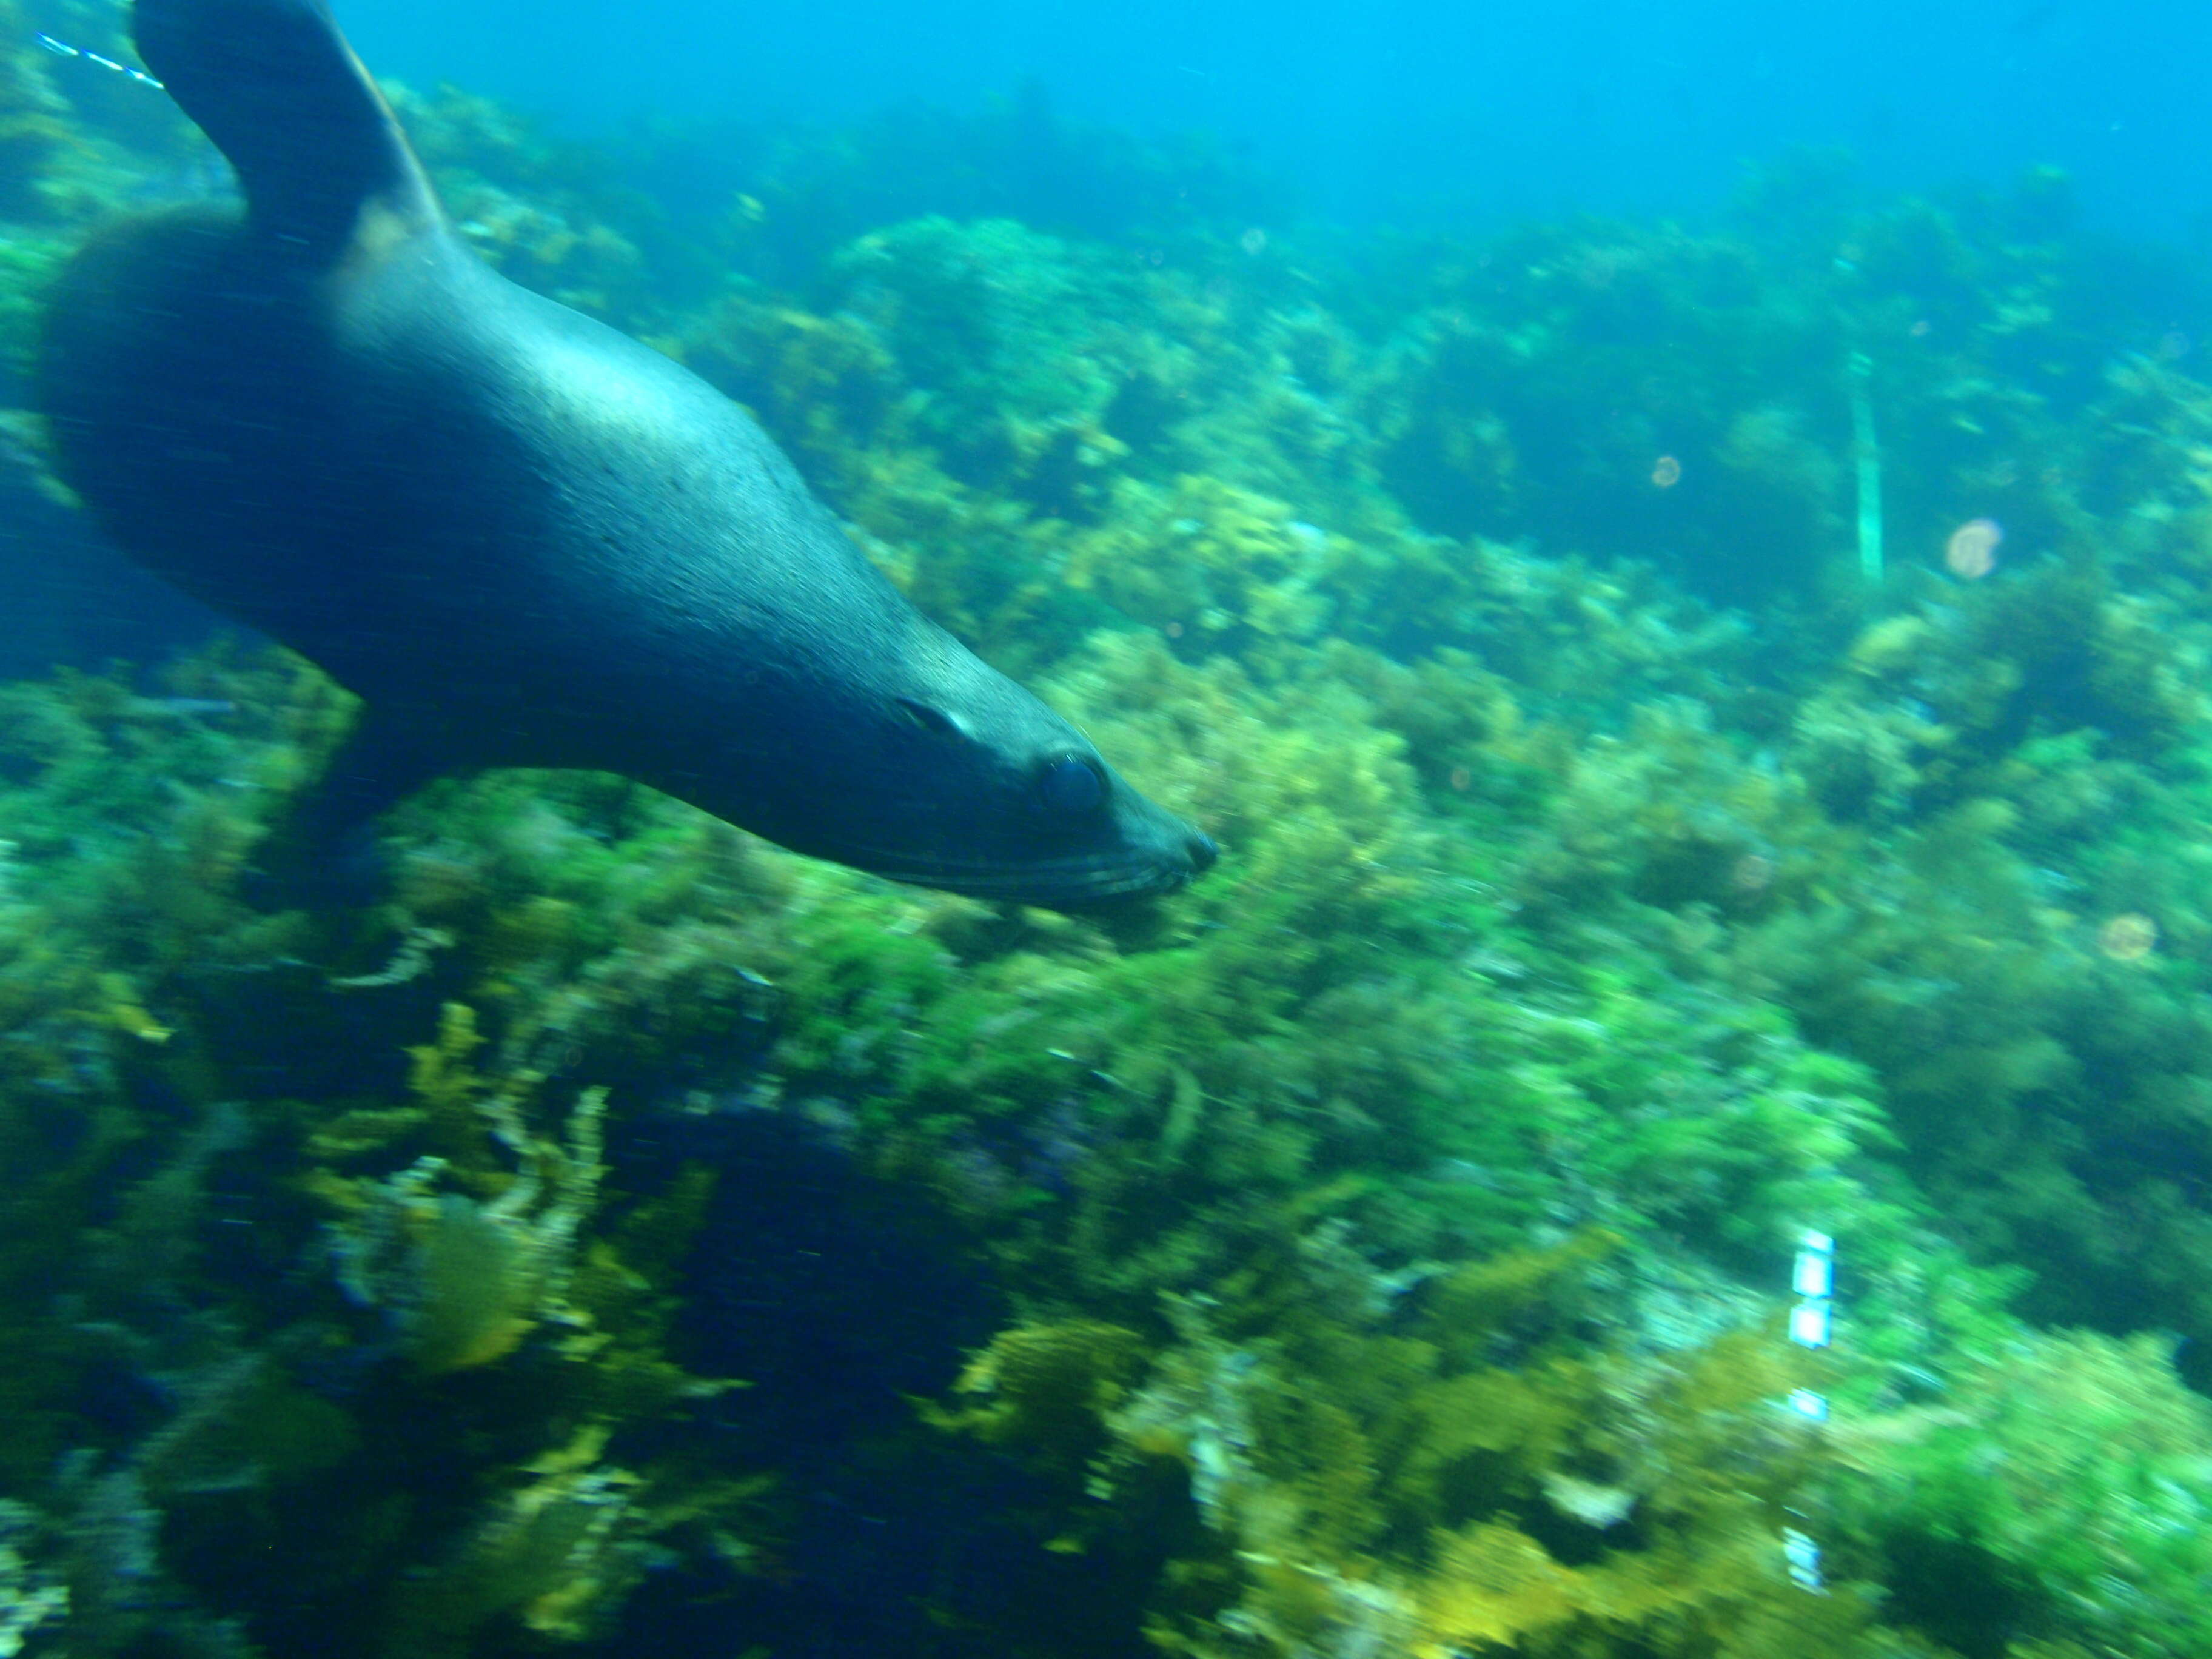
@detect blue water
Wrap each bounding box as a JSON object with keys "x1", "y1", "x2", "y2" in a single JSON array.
[{"x1": 349, "y1": 0, "x2": 2212, "y2": 238}]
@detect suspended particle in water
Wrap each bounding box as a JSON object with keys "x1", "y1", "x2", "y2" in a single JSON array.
[
  {"x1": 1239, "y1": 227, "x2": 1267, "y2": 255},
  {"x1": 1909, "y1": 318, "x2": 1932, "y2": 337},
  {"x1": 1731, "y1": 853, "x2": 1774, "y2": 894},
  {"x1": 1164, "y1": 620, "x2": 1185, "y2": 640},
  {"x1": 2097, "y1": 912, "x2": 2158, "y2": 962},
  {"x1": 1449, "y1": 766, "x2": 1472, "y2": 792},
  {"x1": 1945, "y1": 517, "x2": 2003, "y2": 580},
  {"x1": 1651, "y1": 454, "x2": 1681, "y2": 488}
]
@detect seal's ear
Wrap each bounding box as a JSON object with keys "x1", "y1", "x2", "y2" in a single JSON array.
[{"x1": 134, "y1": 0, "x2": 439, "y2": 252}]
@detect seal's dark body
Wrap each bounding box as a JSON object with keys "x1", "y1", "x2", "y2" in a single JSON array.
[{"x1": 41, "y1": 0, "x2": 1212, "y2": 907}]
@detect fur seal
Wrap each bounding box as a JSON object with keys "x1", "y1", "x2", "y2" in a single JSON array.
[{"x1": 38, "y1": 0, "x2": 1215, "y2": 908}]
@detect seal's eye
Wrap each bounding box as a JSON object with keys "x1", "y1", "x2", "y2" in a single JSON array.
[
  {"x1": 1039, "y1": 753, "x2": 1107, "y2": 816},
  {"x1": 896, "y1": 698, "x2": 967, "y2": 741}
]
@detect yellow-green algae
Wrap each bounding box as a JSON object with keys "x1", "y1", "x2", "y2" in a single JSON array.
[{"x1": 6, "y1": 28, "x2": 2212, "y2": 1659}]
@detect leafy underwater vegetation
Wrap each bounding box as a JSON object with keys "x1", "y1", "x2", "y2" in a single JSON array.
[{"x1": 6, "y1": 17, "x2": 2212, "y2": 1658}]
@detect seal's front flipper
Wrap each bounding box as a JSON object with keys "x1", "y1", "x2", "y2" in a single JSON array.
[
  {"x1": 246, "y1": 711, "x2": 451, "y2": 911},
  {"x1": 134, "y1": 0, "x2": 439, "y2": 252}
]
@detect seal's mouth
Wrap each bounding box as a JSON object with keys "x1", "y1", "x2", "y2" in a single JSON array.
[{"x1": 828, "y1": 830, "x2": 1218, "y2": 910}]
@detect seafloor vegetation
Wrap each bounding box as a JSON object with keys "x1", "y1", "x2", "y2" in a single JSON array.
[{"x1": 6, "y1": 4, "x2": 2212, "y2": 1655}]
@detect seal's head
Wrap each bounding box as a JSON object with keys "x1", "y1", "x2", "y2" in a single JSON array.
[{"x1": 694, "y1": 626, "x2": 1218, "y2": 910}]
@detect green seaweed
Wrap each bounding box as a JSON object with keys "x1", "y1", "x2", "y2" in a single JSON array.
[{"x1": 10, "y1": 41, "x2": 2212, "y2": 1659}]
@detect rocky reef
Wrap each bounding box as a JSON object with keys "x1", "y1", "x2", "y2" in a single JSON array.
[{"x1": 5, "y1": 15, "x2": 2212, "y2": 1657}]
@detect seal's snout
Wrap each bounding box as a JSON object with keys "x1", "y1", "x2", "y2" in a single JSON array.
[{"x1": 1185, "y1": 830, "x2": 1219, "y2": 875}]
